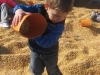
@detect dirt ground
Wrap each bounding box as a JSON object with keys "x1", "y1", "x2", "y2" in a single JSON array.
[{"x1": 0, "y1": 0, "x2": 100, "y2": 75}]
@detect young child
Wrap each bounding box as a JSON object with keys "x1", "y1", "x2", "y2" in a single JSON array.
[
  {"x1": 12, "y1": 0, "x2": 74, "y2": 75},
  {"x1": 0, "y1": 0, "x2": 17, "y2": 28}
]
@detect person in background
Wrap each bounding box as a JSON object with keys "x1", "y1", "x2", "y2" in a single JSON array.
[
  {"x1": 12, "y1": 0, "x2": 74, "y2": 75},
  {"x1": 90, "y1": 11, "x2": 100, "y2": 22},
  {"x1": 0, "y1": 0, "x2": 17, "y2": 28}
]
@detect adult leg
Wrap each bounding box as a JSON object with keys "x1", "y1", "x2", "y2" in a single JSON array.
[
  {"x1": 0, "y1": 3, "x2": 9, "y2": 27},
  {"x1": 43, "y1": 52, "x2": 63, "y2": 75},
  {"x1": 30, "y1": 51, "x2": 45, "y2": 75}
]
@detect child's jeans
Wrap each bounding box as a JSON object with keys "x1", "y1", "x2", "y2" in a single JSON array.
[
  {"x1": 0, "y1": 3, "x2": 9, "y2": 23},
  {"x1": 30, "y1": 51, "x2": 63, "y2": 75}
]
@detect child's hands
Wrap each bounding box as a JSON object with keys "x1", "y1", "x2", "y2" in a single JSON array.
[{"x1": 12, "y1": 9, "x2": 32, "y2": 26}]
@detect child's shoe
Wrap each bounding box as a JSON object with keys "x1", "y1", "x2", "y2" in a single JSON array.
[
  {"x1": 96, "y1": 16, "x2": 100, "y2": 22},
  {"x1": 0, "y1": 22, "x2": 10, "y2": 28},
  {"x1": 90, "y1": 11, "x2": 98, "y2": 21}
]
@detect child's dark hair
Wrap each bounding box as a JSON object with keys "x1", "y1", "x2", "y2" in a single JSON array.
[{"x1": 46, "y1": 0, "x2": 74, "y2": 13}]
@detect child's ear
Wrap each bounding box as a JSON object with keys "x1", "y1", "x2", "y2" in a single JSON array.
[{"x1": 44, "y1": 4, "x2": 48, "y2": 10}]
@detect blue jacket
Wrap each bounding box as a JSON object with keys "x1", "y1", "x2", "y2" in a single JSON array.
[{"x1": 13, "y1": 4, "x2": 65, "y2": 54}]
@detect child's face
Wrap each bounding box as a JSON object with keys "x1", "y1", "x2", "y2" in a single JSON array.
[{"x1": 46, "y1": 6, "x2": 68, "y2": 23}]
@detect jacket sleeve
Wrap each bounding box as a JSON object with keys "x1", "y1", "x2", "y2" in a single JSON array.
[
  {"x1": 34, "y1": 23, "x2": 64, "y2": 48},
  {"x1": 6, "y1": 0, "x2": 17, "y2": 8},
  {"x1": 13, "y1": 4, "x2": 40, "y2": 14}
]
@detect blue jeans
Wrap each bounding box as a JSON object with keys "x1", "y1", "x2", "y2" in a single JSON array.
[{"x1": 30, "y1": 51, "x2": 62, "y2": 75}]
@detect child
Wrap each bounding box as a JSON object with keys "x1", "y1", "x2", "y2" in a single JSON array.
[
  {"x1": 12, "y1": 0, "x2": 74, "y2": 75},
  {"x1": 0, "y1": 0, "x2": 17, "y2": 28}
]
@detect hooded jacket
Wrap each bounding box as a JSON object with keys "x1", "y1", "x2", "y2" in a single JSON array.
[{"x1": 13, "y1": 4, "x2": 65, "y2": 54}]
